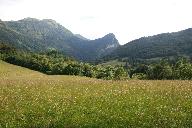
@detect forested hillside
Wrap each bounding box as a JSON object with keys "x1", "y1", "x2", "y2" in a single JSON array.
[{"x1": 104, "y1": 28, "x2": 192, "y2": 61}]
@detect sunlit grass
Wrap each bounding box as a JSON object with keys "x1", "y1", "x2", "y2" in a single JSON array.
[{"x1": 0, "y1": 60, "x2": 192, "y2": 127}]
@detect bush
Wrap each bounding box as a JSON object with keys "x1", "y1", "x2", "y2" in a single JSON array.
[{"x1": 132, "y1": 73, "x2": 147, "y2": 80}]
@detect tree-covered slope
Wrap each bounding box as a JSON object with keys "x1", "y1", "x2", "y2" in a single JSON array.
[
  {"x1": 105, "y1": 28, "x2": 192, "y2": 60},
  {"x1": 0, "y1": 18, "x2": 119, "y2": 61},
  {"x1": 0, "y1": 19, "x2": 45, "y2": 51}
]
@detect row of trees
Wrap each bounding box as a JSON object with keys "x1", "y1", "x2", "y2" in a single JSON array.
[
  {"x1": 1, "y1": 44, "x2": 192, "y2": 80},
  {"x1": 130, "y1": 58, "x2": 192, "y2": 80},
  {"x1": 0, "y1": 45, "x2": 127, "y2": 80}
]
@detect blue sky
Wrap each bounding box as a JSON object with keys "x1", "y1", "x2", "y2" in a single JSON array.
[{"x1": 0, "y1": 0, "x2": 192, "y2": 44}]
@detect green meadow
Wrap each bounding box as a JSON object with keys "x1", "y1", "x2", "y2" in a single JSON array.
[{"x1": 1, "y1": 60, "x2": 192, "y2": 128}]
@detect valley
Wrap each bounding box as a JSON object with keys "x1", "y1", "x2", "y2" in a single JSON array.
[{"x1": 1, "y1": 17, "x2": 192, "y2": 127}]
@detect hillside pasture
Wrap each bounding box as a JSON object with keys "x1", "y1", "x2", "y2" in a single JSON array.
[{"x1": 0, "y1": 60, "x2": 192, "y2": 127}]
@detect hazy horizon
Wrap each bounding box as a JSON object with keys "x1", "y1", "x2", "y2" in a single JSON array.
[{"x1": 1, "y1": 0, "x2": 192, "y2": 44}]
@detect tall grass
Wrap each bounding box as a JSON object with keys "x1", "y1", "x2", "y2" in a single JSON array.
[{"x1": 0, "y1": 61, "x2": 192, "y2": 127}]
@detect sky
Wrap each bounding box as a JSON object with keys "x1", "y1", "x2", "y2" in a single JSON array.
[{"x1": 0, "y1": 0, "x2": 192, "y2": 44}]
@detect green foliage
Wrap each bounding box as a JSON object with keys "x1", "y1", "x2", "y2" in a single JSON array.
[
  {"x1": 129, "y1": 64, "x2": 148, "y2": 78},
  {"x1": 147, "y1": 60, "x2": 173, "y2": 80},
  {"x1": 173, "y1": 58, "x2": 192, "y2": 79},
  {"x1": 132, "y1": 73, "x2": 147, "y2": 80},
  {"x1": 82, "y1": 63, "x2": 95, "y2": 77},
  {"x1": 64, "y1": 63, "x2": 83, "y2": 75},
  {"x1": 128, "y1": 58, "x2": 192, "y2": 80},
  {"x1": 2, "y1": 44, "x2": 192, "y2": 80},
  {"x1": 0, "y1": 43, "x2": 16, "y2": 53},
  {"x1": 114, "y1": 66, "x2": 127, "y2": 80},
  {"x1": 0, "y1": 48, "x2": 127, "y2": 80}
]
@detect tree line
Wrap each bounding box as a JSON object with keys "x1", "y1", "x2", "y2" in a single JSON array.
[
  {"x1": 129, "y1": 58, "x2": 192, "y2": 80},
  {"x1": 1, "y1": 44, "x2": 192, "y2": 80},
  {"x1": 0, "y1": 44, "x2": 126, "y2": 80}
]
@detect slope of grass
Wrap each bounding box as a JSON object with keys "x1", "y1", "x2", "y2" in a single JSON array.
[{"x1": 0, "y1": 60, "x2": 192, "y2": 127}]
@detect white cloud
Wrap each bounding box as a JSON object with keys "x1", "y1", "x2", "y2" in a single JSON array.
[{"x1": 0, "y1": 0, "x2": 192, "y2": 44}]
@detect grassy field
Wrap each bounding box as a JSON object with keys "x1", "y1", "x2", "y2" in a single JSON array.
[{"x1": 1, "y1": 60, "x2": 192, "y2": 128}]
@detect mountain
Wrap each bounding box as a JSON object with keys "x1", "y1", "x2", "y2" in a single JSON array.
[
  {"x1": 0, "y1": 18, "x2": 119, "y2": 61},
  {"x1": 0, "y1": 19, "x2": 6, "y2": 27},
  {"x1": 75, "y1": 34, "x2": 90, "y2": 40},
  {"x1": 104, "y1": 28, "x2": 192, "y2": 61}
]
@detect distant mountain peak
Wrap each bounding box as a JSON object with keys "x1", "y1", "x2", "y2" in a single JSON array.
[
  {"x1": 103, "y1": 33, "x2": 116, "y2": 38},
  {"x1": 42, "y1": 19, "x2": 57, "y2": 24},
  {"x1": 107, "y1": 33, "x2": 115, "y2": 36},
  {"x1": 101, "y1": 33, "x2": 120, "y2": 46}
]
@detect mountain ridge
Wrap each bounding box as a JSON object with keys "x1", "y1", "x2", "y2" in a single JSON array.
[
  {"x1": 103, "y1": 27, "x2": 192, "y2": 62},
  {"x1": 0, "y1": 18, "x2": 120, "y2": 61}
]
